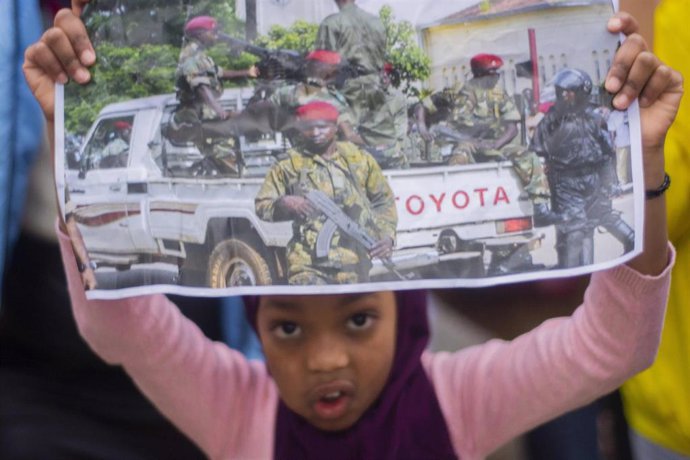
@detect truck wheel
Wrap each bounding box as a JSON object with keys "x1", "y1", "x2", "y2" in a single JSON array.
[{"x1": 207, "y1": 239, "x2": 272, "y2": 287}]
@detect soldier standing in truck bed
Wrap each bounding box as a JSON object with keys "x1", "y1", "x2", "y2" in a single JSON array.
[
  {"x1": 316, "y1": 2, "x2": 411, "y2": 170},
  {"x1": 315, "y1": 0, "x2": 387, "y2": 124},
  {"x1": 530, "y1": 68, "x2": 634, "y2": 268},
  {"x1": 255, "y1": 101, "x2": 397, "y2": 285},
  {"x1": 414, "y1": 54, "x2": 557, "y2": 226}
]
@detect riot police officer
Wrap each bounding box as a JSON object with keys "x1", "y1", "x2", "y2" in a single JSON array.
[{"x1": 530, "y1": 68, "x2": 635, "y2": 268}]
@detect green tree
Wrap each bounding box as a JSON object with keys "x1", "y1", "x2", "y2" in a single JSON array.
[
  {"x1": 379, "y1": 5, "x2": 431, "y2": 96},
  {"x1": 255, "y1": 20, "x2": 319, "y2": 54},
  {"x1": 64, "y1": 42, "x2": 179, "y2": 134},
  {"x1": 66, "y1": 0, "x2": 255, "y2": 134}
]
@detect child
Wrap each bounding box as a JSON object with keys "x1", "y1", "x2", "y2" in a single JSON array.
[{"x1": 24, "y1": 3, "x2": 682, "y2": 459}]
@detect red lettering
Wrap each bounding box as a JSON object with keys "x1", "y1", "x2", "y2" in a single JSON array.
[
  {"x1": 452, "y1": 191, "x2": 469, "y2": 209},
  {"x1": 429, "y1": 193, "x2": 446, "y2": 213},
  {"x1": 494, "y1": 186, "x2": 510, "y2": 205},
  {"x1": 406, "y1": 195, "x2": 425, "y2": 215},
  {"x1": 474, "y1": 188, "x2": 488, "y2": 206}
]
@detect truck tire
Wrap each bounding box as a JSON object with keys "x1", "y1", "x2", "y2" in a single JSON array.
[{"x1": 207, "y1": 238, "x2": 272, "y2": 287}]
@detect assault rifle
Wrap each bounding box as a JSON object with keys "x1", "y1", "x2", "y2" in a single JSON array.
[
  {"x1": 217, "y1": 33, "x2": 304, "y2": 81},
  {"x1": 305, "y1": 189, "x2": 406, "y2": 280}
]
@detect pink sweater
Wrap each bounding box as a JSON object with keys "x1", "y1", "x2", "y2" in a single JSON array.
[{"x1": 59, "y1": 231, "x2": 673, "y2": 460}]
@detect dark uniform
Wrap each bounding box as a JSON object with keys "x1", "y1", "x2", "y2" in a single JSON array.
[{"x1": 530, "y1": 68, "x2": 634, "y2": 267}]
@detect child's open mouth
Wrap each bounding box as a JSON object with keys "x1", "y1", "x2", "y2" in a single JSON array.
[{"x1": 311, "y1": 382, "x2": 354, "y2": 420}]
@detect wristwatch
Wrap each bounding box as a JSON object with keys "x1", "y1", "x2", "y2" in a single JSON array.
[{"x1": 78, "y1": 260, "x2": 97, "y2": 273}]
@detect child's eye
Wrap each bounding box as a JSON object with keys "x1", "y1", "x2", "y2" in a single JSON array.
[
  {"x1": 273, "y1": 322, "x2": 301, "y2": 339},
  {"x1": 347, "y1": 313, "x2": 373, "y2": 331}
]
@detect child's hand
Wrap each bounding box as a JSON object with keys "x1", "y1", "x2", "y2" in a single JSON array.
[
  {"x1": 22, "y1": 3, "x2": 95, "y2": 121},
  {"x1": 606, "y1": 12, "x2": 684, "y2": 153}
]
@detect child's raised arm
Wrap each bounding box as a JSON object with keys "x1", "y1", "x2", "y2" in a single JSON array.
[
  {"x1": 23, "y1": 4, "x2": 278, "y2": 457},
  {"x1": 605, "y1": 12, "x2": 683, "y2": 275},
  {"x1": 23, "y1": 3, "x2": 95, "y2": 123}
]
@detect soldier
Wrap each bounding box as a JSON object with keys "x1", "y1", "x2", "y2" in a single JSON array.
[
  {"x1": 415, "y1": 54, "x2": 557, "y2": 226},
  {"x1": 255, "y1": 101, "x2": 397, "y2": 285},
  {"x1": 169, "y1": 16, "x2": 258, "y2": 149},
  {"x1": 355, "y1": 63, "x2": 410, "y2": 169},
  {"x1": 87, "y1": 120, "x2": 130, "y2": 169},
  {"x1": 412, "y1": 86, "x2": 463, "y2": 163},
  {"x1": 530, "y1": 68, "x2": 634, "y2": 268},
  {"x1": 315, "y1": 0, "x2": 387, "y2": 124},
  {"x1": 253, "y1": 50, "x2": 362, "y2": 145}
]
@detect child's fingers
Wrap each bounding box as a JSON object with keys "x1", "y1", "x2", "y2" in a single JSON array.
[
  {"x1": 23, "y1": 44, "x2": 60, "y2": 120},
  {"x1": 72, "y1": 0, "x2": 91, "y2": 17},
  {"x1": 638, "y1": 65, "x2": 681, "y2": 108},
  {"x1": 42, "y1": 27, "x2": 90, "y2": 84},
  {"x1": 607, "y1": 12, "x2": 639, "y2": 36},
  {"x1": 24, "y1": 40, "x2": 69, "y2": 85},
  {"x1": 605, "y1": 33, "x2": 647, "y2": 94},
  {"x1": 611, "y1": 50, "x2": 659, "y2": 109},
  {"x1": 54, "y1": 8, "x2": 96, "y2": 68}
]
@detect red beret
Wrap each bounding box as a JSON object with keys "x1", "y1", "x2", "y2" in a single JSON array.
[
  {"x1": 114, "y1": 121, "x2": 132, "y2": 131},
  {"x1": 184, "y1": 16, "x2": 217, "y2": 34},
  {"x1": 306, "y1": 50, "x2": 342, "y2": 65},
  {"x1": 470, "y1": 53, "x2": 504, "y2": 75},
  {"x1": 296, "y1": 101, "x2": 339, "y2": 122}
]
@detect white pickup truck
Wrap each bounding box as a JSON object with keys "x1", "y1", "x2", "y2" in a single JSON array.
[{"x1": 65, "y1": 88, "x2": 543, "y2": 287}]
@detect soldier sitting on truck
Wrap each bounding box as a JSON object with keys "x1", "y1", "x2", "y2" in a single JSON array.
[
  {"x1": 414, "y1": 54, "x2": 558, "y2": 227},
  {"x1": 255, "y1": 101, "x2": 397, "y2": 285},
  {"x1": 167, "y1": 16, "x2": 258, "y2": 154}
]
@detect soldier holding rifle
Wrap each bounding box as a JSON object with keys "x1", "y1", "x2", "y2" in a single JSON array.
[
  {"x1": 255, "y1": 101, "x2": 397, "y2": 285},
  {"x1": 168, "y1": 16, "x2": 258, "y2": 148},
  {"x1": 415, "y1": 53, "x2": 557, "y2": 226}
]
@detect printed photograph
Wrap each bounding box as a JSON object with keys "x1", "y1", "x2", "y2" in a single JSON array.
[{"x1": 55, "y1": 0, "x2": 639, "y2": 297}]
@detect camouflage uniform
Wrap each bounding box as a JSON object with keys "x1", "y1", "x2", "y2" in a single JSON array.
[
  {"x1": 357, "y1": 86, "x2": 409, "y2": 169},
  {"x1": 91, "y1": 138, "x2": 128, "y2": 169},
  {"x1": 413, "y1": 88, "x2": 465, "y2": 163},
  {"x1": 174, "y1": 39, "x2": 224, "y2": 123},
  {"x1": 255, "y1": 141, "x2": 397, "y2": 285},
  {"x1": 429, "y1": 80, "x2": 550, "y2": 203},
  {"x1": 268, "y1": 83, "x2": 356, "y2": 132},
  {"x1": 315, "y1": 3, "x2": 387, "y2": 123}
]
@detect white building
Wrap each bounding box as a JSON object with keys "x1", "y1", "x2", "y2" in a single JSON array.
[
  {"x1": 419, "y1": 0, "x2": 616, "y2": 94},
  {"x1": 235, "y1": 0, "x2": 338, "y2": 35}
]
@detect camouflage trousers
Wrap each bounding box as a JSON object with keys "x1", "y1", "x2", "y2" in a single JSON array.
[
  {"x1": 365, "y1": 142, "x2": 410, "y2": 170},
  {"x1": 449, "y1": 145, "x2": 550, "y2": 203},
  {"x1": 286, "y1": 240, "x2": 371, "y2": 285},
  {"x1": 341, "y1": 74, "x2": 386, "y2": 124}
]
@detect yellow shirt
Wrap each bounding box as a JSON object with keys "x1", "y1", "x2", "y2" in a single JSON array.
[{"x1": 620, "y1": 0, "x2": 690, "y2": 454}]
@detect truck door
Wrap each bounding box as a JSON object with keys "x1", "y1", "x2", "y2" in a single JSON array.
[{"x1": 67, "y1": 115, "x2": 138, "y2": 255}]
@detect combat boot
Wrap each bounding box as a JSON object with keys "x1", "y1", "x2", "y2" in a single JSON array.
[{"x1": 604, "y1": 218, "x2": 635, "y2": 253}]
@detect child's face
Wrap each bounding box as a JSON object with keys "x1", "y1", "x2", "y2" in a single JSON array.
[{"x1": 257, "y1": 292, "x2": 397, "y2": 432}]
